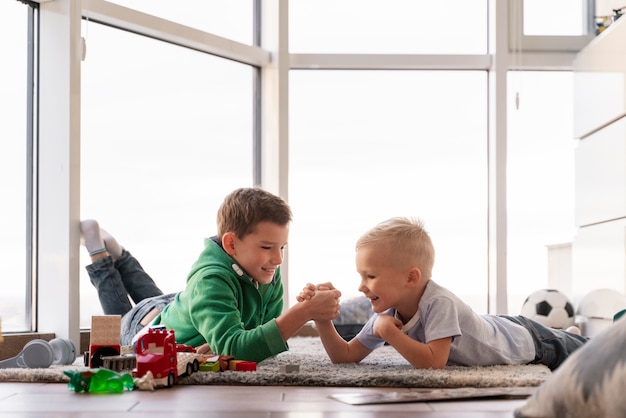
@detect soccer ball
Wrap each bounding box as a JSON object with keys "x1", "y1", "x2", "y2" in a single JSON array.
[{"x1": 520, "y1": 289, "x2": 575, "y2": 329}]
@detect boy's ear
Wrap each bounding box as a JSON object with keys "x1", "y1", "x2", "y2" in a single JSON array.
[
  {"x1": 221, "y1": 232, "x2": 237, "y2": 255},
  {"x1": 406, "y1": 267, "x2": 422, "y2": 287}
]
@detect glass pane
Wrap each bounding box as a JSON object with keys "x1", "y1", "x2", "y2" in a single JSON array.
[
  {"x1": 0, "y1": 1, "x2": 30, "y2": 332},
  {"x1": 507, "y1": 71, "x2": 576, "y2": 314},
  {"x1": 289, "y1": 71, "x2": 488, "y2": 313},
  {"x1": 523, "y1": 0, "x2": 586, "y2": 35},
  {"x1": 102, "y1": 0, "x2": 253, "y2": 45},
  {"x1": 290, "y1": 0, "x2": 487, "y2": 54},
  {"x1": 80, "y1": 22, "x2": 254, "y2": 328}
]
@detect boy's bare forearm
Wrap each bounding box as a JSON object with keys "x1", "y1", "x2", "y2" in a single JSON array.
[
  {"x1": 294, "y1": 282, "x2": 371, "y2": 363},
  {"x1": 314, "y1": 320, "x2": 371, "y2": 364},
  {"x1": 314, "y1": 320, "x2": 351, "y2": 362},
  {"x1": 382, "y1": 329, "x2": 450, "y2": 369},
  {"x1": 275, "y1": 302, "x2": 316, "y2": 341}
]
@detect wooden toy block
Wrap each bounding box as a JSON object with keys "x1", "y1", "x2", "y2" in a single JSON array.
[{"x1": 90, "y1": 315, "x2": 121, "y2": 345}]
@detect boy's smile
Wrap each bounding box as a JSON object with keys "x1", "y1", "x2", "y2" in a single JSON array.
[
  {"x1": 226, "y1": 221, "x2": 289, "y2": 285},
  {"x1": 356, "y1": 244, "x2": 422, "y2": 319},
  {"x1": 356, "y1": 245, "x2": 403, "y2": 313}
]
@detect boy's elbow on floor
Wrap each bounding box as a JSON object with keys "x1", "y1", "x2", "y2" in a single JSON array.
[
  {"x1": 410, "y1": 361, "x2": 447, "y2": 370},
  {"x1": 328, "y1": 356, "x2": 356, "y2": 365},
  {"x1": 331, "y1": 359, "x2": 360, "y2": 365}
]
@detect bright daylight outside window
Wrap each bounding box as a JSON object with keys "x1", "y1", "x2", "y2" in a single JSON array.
[
  {"x1": 289, "y1": 71, "x2": 489, "y2": 313},
  {"x1": 523, "y1": 0, "x2": 587, "y2": 35},
  {"x1": 289, "y1": 0, "x2": 487, "y2": 54},
  {"x1": 79, "y1": 20, "x2": 254, "y2": 327},
  {"x1": 287, "y1": 0, "x2": 576, "y2": 315},
  {"x1": 1, "y1": 1, "x2": 31, "y2": 332},
  {"x1": 287, "y1": 1, "x2": 490, "y2": 313}
]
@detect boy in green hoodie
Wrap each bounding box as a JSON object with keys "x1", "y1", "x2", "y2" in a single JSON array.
[{"x1": 81, "y1": 187, "x2": 341, "y2": 362}]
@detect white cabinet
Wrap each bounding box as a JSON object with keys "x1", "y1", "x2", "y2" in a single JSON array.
[
  {"x1": 574, "y1": 118, "x2": 626, "y2": 226},
  {"x1": 574, "y1": 17, "x2": 626, "y2": 140},
  {"x1": 571, "y1": 219, "x2": 626, "y2": 298},
  {"x1": 572, "y1": 17, "x2": 626, "y2": 301}
]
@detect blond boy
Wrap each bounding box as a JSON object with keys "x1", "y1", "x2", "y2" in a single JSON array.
[{"x1": 302, "y1": 217, "x2": 586, "y2": 370}]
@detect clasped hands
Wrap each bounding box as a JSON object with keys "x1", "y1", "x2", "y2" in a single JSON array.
[
  {"x1": 297, "y1": 282, "x2": 342, "y2": 321},
  {"x1": 298, "y1": 283, "x2": 402, "y2": 340}
]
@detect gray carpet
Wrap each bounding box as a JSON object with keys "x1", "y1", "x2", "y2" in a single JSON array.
[{"x1": 0, "y1": 337, "x2": 551, "y2": 388}]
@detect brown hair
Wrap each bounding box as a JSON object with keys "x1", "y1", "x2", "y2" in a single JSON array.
[
  {"x1": 356, "y1": 217, "x2": 435, "y2": 279},
  {"x1": 216, "y1": 187, "x2": 293, "y2": 239}
]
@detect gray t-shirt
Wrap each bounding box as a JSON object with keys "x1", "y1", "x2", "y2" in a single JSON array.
[{"x1": 356, "y1": 280, "x2": 535, "y2": 366}]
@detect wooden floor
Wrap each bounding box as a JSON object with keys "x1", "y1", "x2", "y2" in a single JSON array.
[{"x1": 0, "y1": 382, "x2": 528, "y2": 417}]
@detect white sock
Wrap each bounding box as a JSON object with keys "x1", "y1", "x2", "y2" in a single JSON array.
[
  {"x1": 101, "y1": 228, "x2": 123, "y2": 261},
  {"x1": 80, "y1": 220, "x2": 106, "y2": 255},
  {"x1": 565, "y1": 326, "x2": 581, "y2": 336}
]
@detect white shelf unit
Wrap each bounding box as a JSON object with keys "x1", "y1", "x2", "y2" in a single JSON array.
[{"x1": 572, "y1": 16, "x2": 626, "y2": 304}]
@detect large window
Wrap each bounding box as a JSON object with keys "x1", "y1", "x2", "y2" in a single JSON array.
[
  {"x1": 79, "y1": 21, "x2": 254, "y2": 326},
  {"x1": 1, "y1": 1, "x2": 33, "y2": 332},
  {"x1": 4, "y1": 1, "x2": 592, "y2": 337},
  {"x1": 289, "y1": 71, "x2": 489, "y2": 312}
]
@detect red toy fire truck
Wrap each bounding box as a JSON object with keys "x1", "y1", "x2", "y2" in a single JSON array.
[{"x1": 132, "y1": 327, "x2": 208, "y2": 388}]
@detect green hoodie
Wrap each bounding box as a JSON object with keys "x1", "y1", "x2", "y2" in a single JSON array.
[{"x1": 157, "y1": 237, "x2": 288, "y2": 362}]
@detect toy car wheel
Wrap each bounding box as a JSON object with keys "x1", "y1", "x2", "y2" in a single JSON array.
[
  {"x1": 185, "y1": 362, "x2": 193, "y2": 376},
  {"x1": 192, "y1": 359, "x2": 199, "y2": 373},
  {"x1": 167, "y1": 372, "x2": 175, "y2": 388}
]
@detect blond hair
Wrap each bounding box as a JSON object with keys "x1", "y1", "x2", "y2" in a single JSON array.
[{"x1": 356, "y1": 217, "x2": 435, "y2": 279}]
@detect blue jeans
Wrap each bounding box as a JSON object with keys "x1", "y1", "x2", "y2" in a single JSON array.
[
  {"x1": 86, "y1": 250, "x2": 175, "y2": 344},
  {"x1": 120, "y1": 292, "x2": 176, "y2": 345},
  {"x1": 86, "y1": 250, "x2": 163, "y2": 315},
  {"x1": 501, "y1": 315, "x2": 589, "y2": 371}
]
